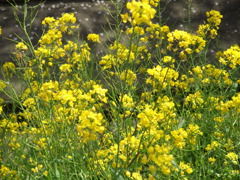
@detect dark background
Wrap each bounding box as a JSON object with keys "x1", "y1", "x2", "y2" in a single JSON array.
[{"x1": 1, "y1": 0, "x2": 239, "y2": 61}]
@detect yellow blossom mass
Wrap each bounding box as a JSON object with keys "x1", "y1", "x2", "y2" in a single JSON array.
[{"x1": 0, "y1": 2, "x2": 239, "y2": 180}]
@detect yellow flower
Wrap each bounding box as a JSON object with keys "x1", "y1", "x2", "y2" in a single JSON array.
[
  {"x1": 120, "y1": 69, "x2": 136, "y2": 86},
  {"x1": 226, "y1": 152, "x2": 238, "y2": 164},
  {"x1": 121, "y1": 13, "x2": 129, "y2": 23},
  {"x1": 186, "y1": 124, "x2": 203, "y2": 145},
  {"x1": 148, "y1": 174, "x2": 156, "y2": 180},
  {"x1": 179, "y1": 162, "x2": 193, "y2": 175},
  {"x1": 171, "y1": 128, "x2": 188, "y2": 149},
  {"x1": 76, "y1": 110, "x2": 106, "y2": 143},
  {"x1": 184, "y1": 91, "x2": 204, "y2": 109},
  {"x1": 3, "y1": 62, "x2": 16, "y2": 77},
  {"x1": 87, "y1": 33, "x2": 100, "y2": 43},
  {"x1": 0, "y1": 164, "x2": 17, "y2": 177},
  {"x1": 163, "y1": 56, "x2": 175, "y2": 63},
  {"x1": 197, "y1": 10, "x2": 222, "y2": 39},
  {"x1": 35, "y1": 138, "x2": 47, "y2": 149},
  {"x1": 150, "y1": 0, "x2": 160, "y2": 7},
  {"x1": 126, "y1": 0, "x2": 156, "y2": 26},
  {"x1": 167, "y1": 30, "x2": 206, "y2": 57},
  {"x1": 125, "y1": 171, "x2": 131, "y2": 178},
  {"x1": 208, "y1": 157, "x2": 216, "y2": 164},
  {"x1": 31, "y1": 164, "x2": 43, "y2": 173},
  {"x1": 206, "y1": 10, "x2": 223, "y2": 27},
  {"x1": 120, "y1": 94, "x2": 135, "y2": 109},
  {"x1": 54, "y1": 89, "x2": 76, "y2": 106},
  {"x1": 43, "y1": 171, "x2": 48, "y2": 176},
  {"x1": 146, "y1": 65, "x2": 179, "y2": 90},
  {"x1": 39, "y1": 29, "x2": 62, "y2": 45},
  {"x1": 149, "y1": 165, "x2": 156, "y2": 173},
  {"x1": 67, "y1": 155, "x2": 73, "y2": 159},
  {"x1": 99, "y1": 54, "x2": 116, "y2": 70},
  {"x1": 60, "y1": 64, "x2": 72, "y2": 73},
  {"x1": 15, "y1": 42, "x2": 28, "y2": 50},
  {"x1": 59, "y1": 13, "x2": 76, "y2": 24},
  {"x1": 53, "y1": 47, "x2": 66, "y2": 59},
  {"x1": 132, "y1": 172, "x2": 142, "y2": 180},
  {"x1": 137, "y1": 105, "x2": 159, "y2": 128},
  {"x1": 42, "y1": 17, "x2": 56, "y2": 27},
  {"x1": 0, "y1": 80, "x2": 6, "y2": 90},
  {"x1": 141, "y1": 155, "x2": 148, "y2": 164},
  {"x1": 218, "y1": 44, "x2": 240, "y2": 69},
  {"x1": 205, "y1": 141, "x2": 219, "y2": 151},
  {"x1": 213, "y1": 117, "x2": 224, "y2": 122}
]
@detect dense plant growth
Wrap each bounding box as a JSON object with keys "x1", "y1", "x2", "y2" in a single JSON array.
[{"x1": 0, "y1": 0, "x2": 239, "y2": 179}]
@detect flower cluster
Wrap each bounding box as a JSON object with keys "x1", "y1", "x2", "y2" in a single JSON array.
[
  {"x1": 146, "y1": 65, "x2": 179, "y2": 90},
  {"x1": 121, "y1": 0, "x2": 157, "y2": 26},
  {"x1": 197, "y1": 10, "x2": 223, "y2": 39},
  {"x1": 217, "y1": 44, "x2": 240, "y2": 69},
  {"x1": 87, "y1": 33, "x2": 100, "y2": 43},
  {"x1": 167, "y1": 30, "x2": 206, "y2": 59},
  {"x1": 2, "y1": 62, "x2": 16, "y2": 77}
]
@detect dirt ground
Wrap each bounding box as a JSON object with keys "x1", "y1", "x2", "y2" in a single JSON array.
[
  {"x1": 0, "y1": 0, "x2": 239, "y2": 99},
  {"x1": 0, "y1": 0, "x2": 239, "y2": 61}
]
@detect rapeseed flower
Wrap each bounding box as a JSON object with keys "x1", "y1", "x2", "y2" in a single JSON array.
[
  {"x1": 150, "y1": 0, "x2": 160, "y2": 7},
  {"x1": 147, "y1": 144, "x2": 174, "y2": 175},
  {"x1": 184, "y1": 91, "x2": 204, "y2": 109},
  {"x1": 125, "y1": 0, "x2": 156, "y2": 26},
  {"x1": 137, "y1": 105, "x2": 160, "y2": 128},
  {"x1": 15, "y1": 42, "x2": 28, "y2": 50},
  {"x1": 132, "y1": 172, "x2": 142, "y2": 180},
  {"x1": 39, "y1": 29, "x2": 62, "y2": 45},
  {"x1": 1, "y1": 2, "x2": 239, "y2": 179},
  {"x1": 218, "y1": 44, "x2": 240, "y2": 69},
  {"x1": 197, "y1": 10, "x2": 223, "y2": 39},
  {"x1": 146, "y1": 24, "x2": 170, "y2": 40},
  {"x1": 76, "y1": 110, "x2": 106, "y2": 143},
  {"x1": 0, "y1": 80, "x2": 6, "y2": 90},
  {"x1": 42, "y1": 17, "x2": 56, "y2": 27},
  {"x1": 167, "y1": 30, "x2": 206, "y2": 59},
  {"x1": 87, "y1": 33, "x2": 100, "y2": 43},
  {"x1": 226, "y1": 152, "x2": 238, "y2": 164},
  {"x1": 42, "y1": 13, "x2": 77, "y2": 33},
  {"x1": 54, "y1": 89, "x2": 76, "y2": 107},
  {"x1": 179, "y1": 161, "x2": 193, "y2": 175},
  {"x1": 206, "y1": 10, "x2": 223, "y2": 28},
  {"x1": 0, "y1": 165, "x2": 17, "y2": 178},
  {"x1": 120, "y1": 94, "x2": 135, "y2": 109},
  {"x1": 120, "y1": 69, "x2": 136, "y2": 86},
  {"x1": 163, "y1": 56, "x2": 175, "y2": 63},
  {"x1": 205, "y1": 141, "x2": 220, "y2": 151},
  {"x1": 171, "y1": 128, "x2": 188, "y2": 149},
  {"x1": 208, "y1": 157, "x2": 216, "y2": 164},
  {"x1": 126, "y1": 26, "x2": 145, "y2": 35},
  {"x1": 60, "y1": 64, "x2": 72, "y2": 73},
  {"x1": 2, "y1": 62, "x2": 15, "y2": 77},
  {"x1": 146, "y1": 65, "x2": 179, "y2": 90},
  {"x1": 99, "y1": 54, "x2": 116, "y2": 69}
]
